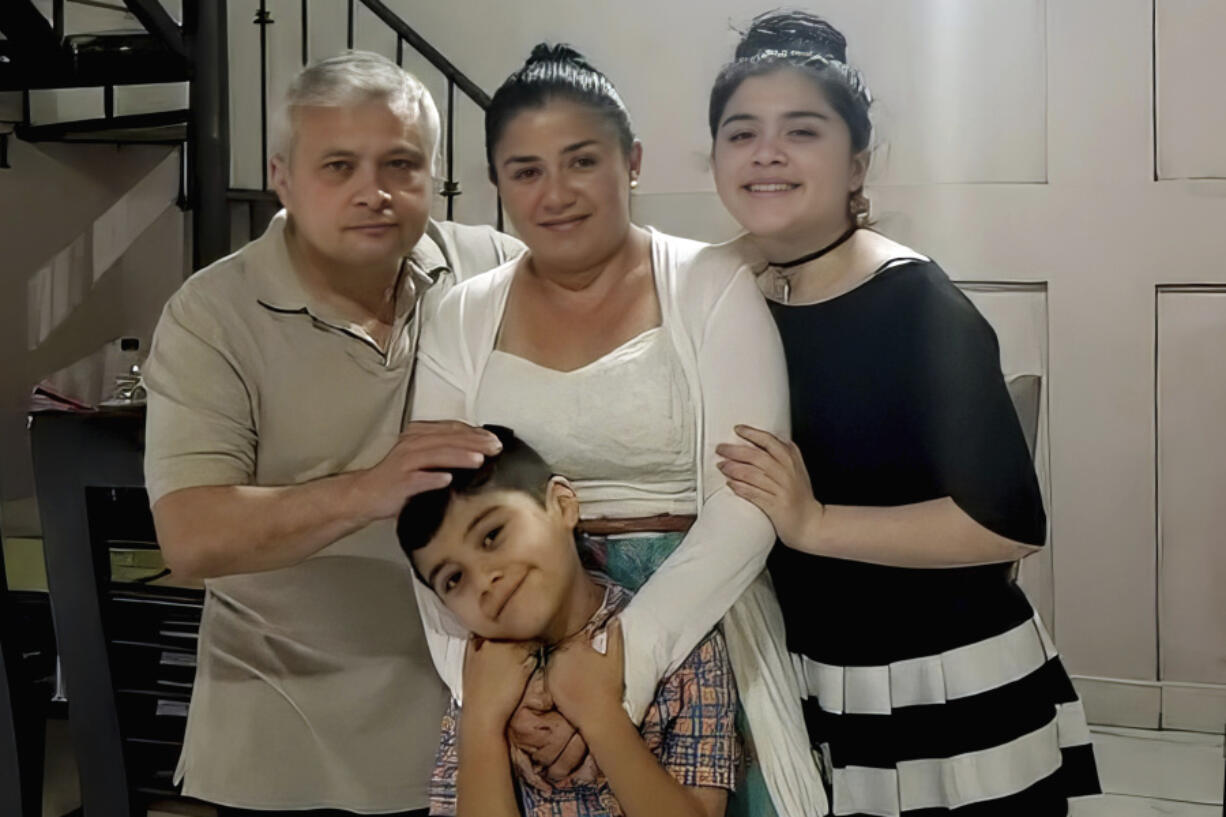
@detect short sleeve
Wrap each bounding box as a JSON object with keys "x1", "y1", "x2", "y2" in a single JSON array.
[
  {"x1": 492, "y1": 230, "x2": 527, "y2": 265},
  {"x1": 433, "y1": 222, "x2": 525, "y2": 284},
  {"x1": 143, "y1": 292, "x2": 257, "y2": 504},
  {"x1": 649, "y1": 630, "x2": 740, "y2": 791},
  {"x1": 907, "y1": 276, "x2": 1046, "y2": 545}
]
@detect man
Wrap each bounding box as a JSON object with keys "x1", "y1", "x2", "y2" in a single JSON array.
[{"x1": 143, "y1": 51, "x2": 523, "y2": 816}]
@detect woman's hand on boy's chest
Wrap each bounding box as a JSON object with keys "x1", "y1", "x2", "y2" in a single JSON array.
[{"x1": 508, "y1": 672, "x2": 594, "y2": 789}]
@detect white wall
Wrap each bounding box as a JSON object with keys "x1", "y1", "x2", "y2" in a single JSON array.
[
  {"x1": 0, "y1": 6, "x2": 191, "y2": 530},
  {"x1": 226, "y1": 0, "x2": 1051, "y2": 214},
  {"x1": 400, "y1": 0, "x2": 1052, "y2": 190},
  {"x1": 0, "y1": 141, "x2": 186, "y2": 526},
  {"x1": 358, "y1": 0, "x2": 1222, "y2": 732}
]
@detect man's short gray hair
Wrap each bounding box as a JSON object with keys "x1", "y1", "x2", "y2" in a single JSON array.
[{"x1": 271, "y1": 50, "x2": 441, "y2": 171}]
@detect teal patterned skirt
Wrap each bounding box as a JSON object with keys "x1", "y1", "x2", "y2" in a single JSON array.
[{"x1": 577, "y1": 531, "x2": 778, "y2": 817}]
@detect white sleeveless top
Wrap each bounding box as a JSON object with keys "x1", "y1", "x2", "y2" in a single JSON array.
[{"x1": 475, "y1": 326, "x2": 697, "y2": 519}]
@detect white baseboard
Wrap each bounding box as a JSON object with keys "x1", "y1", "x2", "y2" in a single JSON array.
[
  {"x1": 1073, "y1": 675, "x2": 1226, "y2": 734},
  {"x1": 1073, "y1": 676, "x2": 1162, "y2": 729},
  {"x1": 1163, "y1": 683, "x2": 1226, "y2": 733}
]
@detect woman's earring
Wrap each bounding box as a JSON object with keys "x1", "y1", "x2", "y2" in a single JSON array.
[
  {"x1": 850, "y1": 191, "x2": 871, "y2": 224},
  {"x1": 629, "y1": 177, "x2": 638, "y2": 189}
]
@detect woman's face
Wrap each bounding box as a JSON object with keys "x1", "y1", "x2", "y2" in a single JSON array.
[
  {"x1": 712, "y1": 68, "x2": 867, "y2": 257},
  {"x1": 492, "y1": 98, "x2": 641, "y2": 273}
]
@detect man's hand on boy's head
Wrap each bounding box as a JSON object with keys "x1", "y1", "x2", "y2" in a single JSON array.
[
  {"x1": 460, "y1": 636, "x2": 535, "y2": 736},
  {"x1": 543, "y1": 620, "x2": 626, "y2": 737},
  {"x1": 355, "y1": 421, "x2": 503, "y2": 521}
]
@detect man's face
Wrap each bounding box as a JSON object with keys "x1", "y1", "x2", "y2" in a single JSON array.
[
  {"x1": 413, "y1": 484, "x2": 582, "y2": 643},
  {"x1": 271, "y1": 100, "x2": 433, "y2": 271}
]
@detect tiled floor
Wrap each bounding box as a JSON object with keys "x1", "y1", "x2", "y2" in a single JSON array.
[
  {"x1": 1071, "y1": 726, "x2": 1224, "y2": 817},
  {"x1": 41, "y1": 720, "x2": 1225, "y2": 816}
]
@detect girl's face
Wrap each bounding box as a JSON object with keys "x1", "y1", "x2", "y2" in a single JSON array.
[
  {"x1": 712, "y1": 68, "x2": 868, "y2": 259},
  {"x1": 492, "y1": 98, "x2": 641, "y2": 273}
]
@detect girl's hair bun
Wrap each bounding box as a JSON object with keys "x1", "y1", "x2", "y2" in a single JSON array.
[{"x1": 735, "y1": 9, "x2": 849, "y2": 63}]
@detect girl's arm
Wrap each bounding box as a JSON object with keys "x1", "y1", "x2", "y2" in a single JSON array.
[
  {"x1": 719, "y1": 427, "x2": 1039, "y2": 566},
  {"x1": 718, "y1": 275, "x2": 1046, "y2": 568}
]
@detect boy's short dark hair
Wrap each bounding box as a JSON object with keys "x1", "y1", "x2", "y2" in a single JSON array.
[{"x1": 396, "y1": 425, "x2": 553, "y2": 580}]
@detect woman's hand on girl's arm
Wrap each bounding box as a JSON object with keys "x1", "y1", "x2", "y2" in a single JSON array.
[
  {"x1": 716, "y1": 424, "x2": 825, "y2": 548},
  {"x1": 717, "y1": 425, "x2": 1040, "y2": 568}
]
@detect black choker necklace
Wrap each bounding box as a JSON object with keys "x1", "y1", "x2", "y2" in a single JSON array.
[
  {"x1": 771, "y1": 225, "x2": 859, "y2": 269},
  {"x1": 766, "y1": 225, "x2": 859, "y2": 303}
]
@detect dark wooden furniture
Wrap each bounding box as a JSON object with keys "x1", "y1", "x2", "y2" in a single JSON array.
[
  {"x1": 1, "y1": 516, "x2": 59, "y2": 817},
  {"x1": 0, "y1": 532, "x2": 35, "y2": 817},
  {"x1": 31, "y1": 409, "x2": 203, "y2": 817}
]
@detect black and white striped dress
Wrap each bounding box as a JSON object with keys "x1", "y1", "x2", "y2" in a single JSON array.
[{"x1": 766, "y1": 260, "x2": 1101, "y2": 816}]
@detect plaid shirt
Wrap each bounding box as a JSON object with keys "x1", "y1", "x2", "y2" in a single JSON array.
[{"x1": 428, "y1": 579, "x2": 740, "y2": 817}]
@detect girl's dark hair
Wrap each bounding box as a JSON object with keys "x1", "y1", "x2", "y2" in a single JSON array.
[
  {"x1": 708, "y1": 9, "x2": 873, "y2": 155},
  {"x1": 485, "y1": 43, "x2": 635, "y2": 183}
]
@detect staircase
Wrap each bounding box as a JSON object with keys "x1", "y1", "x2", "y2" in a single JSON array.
[
  {"x1": 0, "y1": 0, "x2": 226, "y2": 270},
  {"x1": 1, "y1": 0, "x2": 499, "y2": 272}
]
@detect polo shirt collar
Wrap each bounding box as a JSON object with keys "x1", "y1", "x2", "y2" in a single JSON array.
[
  {"x1": 252, "y1": 209, "x2": 438, "y2": 321},
  {"x1": 410, "y1": 220, "x2": 452, "y2": 283}
]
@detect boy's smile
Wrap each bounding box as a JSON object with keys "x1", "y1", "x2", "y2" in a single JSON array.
[{"x1": 412, "y1": 484, "x2": 603, "y2": 644}]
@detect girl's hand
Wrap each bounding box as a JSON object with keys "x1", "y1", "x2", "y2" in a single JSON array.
[
  {"x1": 544, "y1": 620, "x2": 626, "y2": 736},
  {"x1": 716, "y1": 424, "x2": 825, "y2": 549},
  {"x1": 461, "y1": 637, "x2": 536, "y2": 736}
]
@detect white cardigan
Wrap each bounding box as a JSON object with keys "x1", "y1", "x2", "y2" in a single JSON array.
[{"x1": 411, "y1": 229, "x2": 827, "y2": 817}]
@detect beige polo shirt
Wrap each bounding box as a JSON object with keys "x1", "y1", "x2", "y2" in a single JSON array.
[{"x1": 143, "y1": 211, "x2": 522, "y2": 812}]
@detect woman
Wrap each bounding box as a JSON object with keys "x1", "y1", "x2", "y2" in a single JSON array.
[
  {"x1": 412, "y1": 45, "x2": 825, "y2": 816},
  {"x1": 710, "y1": 11, "x2": 1101, "y2": 816}
]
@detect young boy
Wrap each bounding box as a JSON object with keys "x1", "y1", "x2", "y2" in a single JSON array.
[{"x1": 397, "y1": 427, "x2": 738, "y2": 817}]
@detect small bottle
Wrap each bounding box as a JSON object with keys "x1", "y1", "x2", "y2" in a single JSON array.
[{"x1": 105, "y1": 337, "x2": 147, "y2": 405}]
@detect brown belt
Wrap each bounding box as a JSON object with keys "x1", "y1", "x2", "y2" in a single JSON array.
[{"x1": 576, "y1": 514, "x2": 697, "y2": 536}]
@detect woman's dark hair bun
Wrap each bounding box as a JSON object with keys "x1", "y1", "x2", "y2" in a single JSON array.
[
  {"x1": 736, "y1": 9, "x2": 848, "y2": 63},
  {"x1": 485, "y1": 42, "x2": 636, "y2": 183},
  {"x1": 525, "y1": 42, "x2": 591, "y2": 69}
]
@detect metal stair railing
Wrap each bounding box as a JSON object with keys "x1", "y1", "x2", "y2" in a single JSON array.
[
  {"x1": 230, "y1": 0, "x2": 502, "y2": 234},
  {"x1": 2, "y1": 0, "x2": 500, "y2": 269}
]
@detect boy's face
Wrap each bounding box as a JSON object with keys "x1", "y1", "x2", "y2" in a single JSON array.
[{"x1": 413, "y1": 482, "x2": 583, "y2": 643}]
